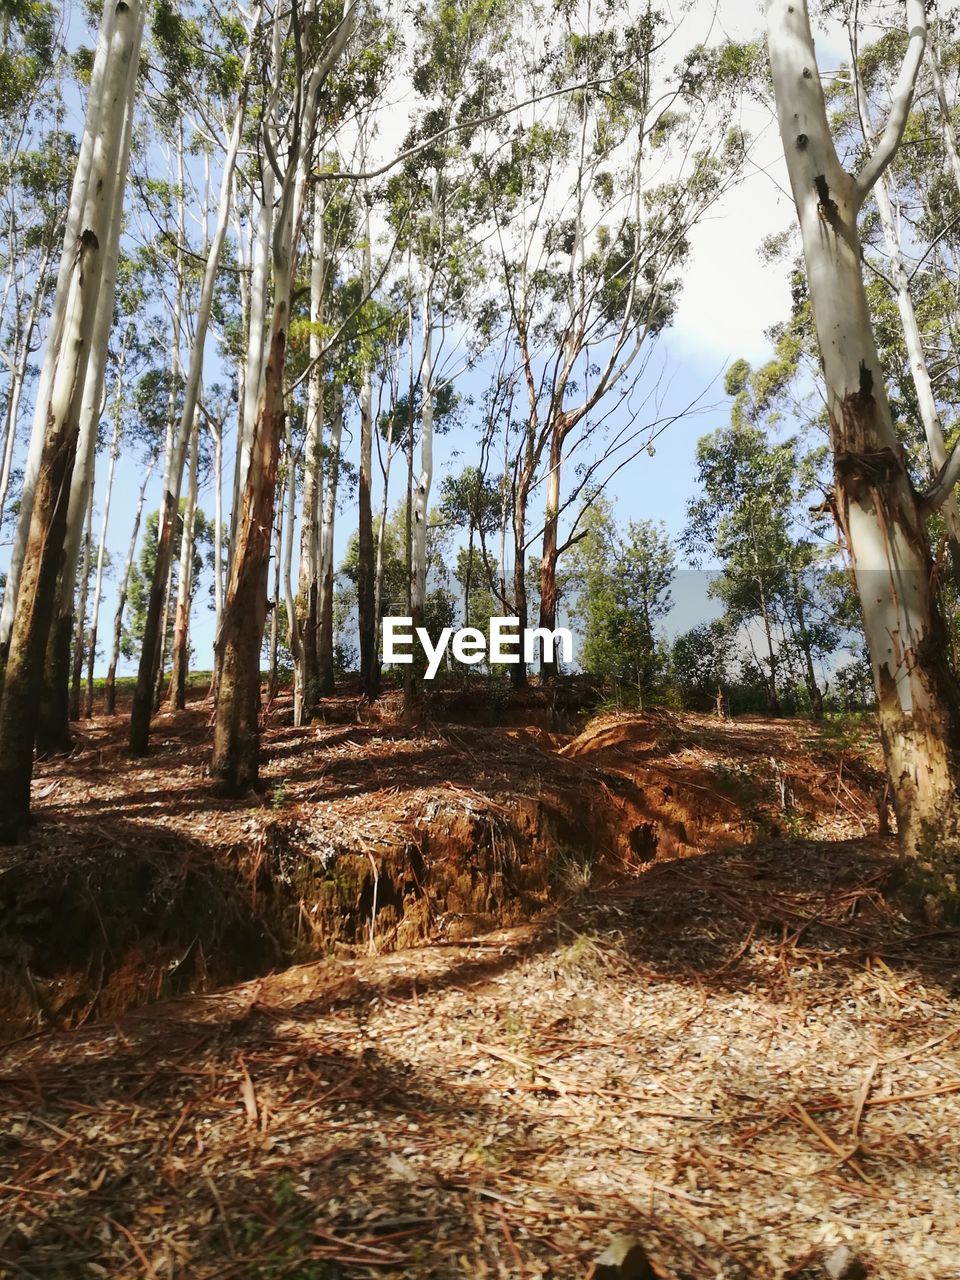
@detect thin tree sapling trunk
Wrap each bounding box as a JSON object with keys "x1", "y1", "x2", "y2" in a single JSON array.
[
  {"x1": 358, "y1": 193, "x2": 379, "y2": 699},
  {"x1": 167, "y1": 411, "x2": 199, "y2": 710},
  {"x1": 317, "y1": 388, "x2": 343, "y2": 695},
  {"x1": 105, "y1": 459, "x2": 154, "y2": 714},
  {"x1": 69, "y1": 488, "x2": 94, "y2": 723}
]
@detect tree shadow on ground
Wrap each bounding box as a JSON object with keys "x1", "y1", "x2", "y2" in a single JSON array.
[{"x1": 2, "y1": 812, "x2": 959, "y2": 1277}]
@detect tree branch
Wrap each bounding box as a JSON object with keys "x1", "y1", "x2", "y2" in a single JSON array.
[
  {"x1": 314, "y1": 62, "x2": 642, "y2": 183},
  {"x1": 921, "y1": 438, "x2": 960, "y2": 514},
  {"x1": 853, "y1": 0, "x2": 926, "y2": 208}
]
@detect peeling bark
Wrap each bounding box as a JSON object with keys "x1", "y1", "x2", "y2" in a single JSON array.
[
  {"x1": 0, "y1": 0, "x2": 120, "y2": 656},
  {"x1": 767, "y1": 0, "x2": 960, "y2": 879},
  {"x1": 0, "y1": 0, "x2": 144, "y2": 841}
]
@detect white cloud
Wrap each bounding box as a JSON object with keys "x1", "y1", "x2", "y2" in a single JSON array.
[
  {"x1": 671, "y1": 128, "x2": 795, "y2": 366},
  {"x1": 666, "y1": 11, "x2": 854, "y2": 368}
]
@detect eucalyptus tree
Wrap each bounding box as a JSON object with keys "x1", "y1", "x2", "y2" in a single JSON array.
[
  {"x1": 366, "y1": 299, "x2": 412, "y2": 680},
  {"x1": 128, "y1": 0, "x2": 262, "y2": 752},
  {"x1": 567, "y1": 496, "x2": 675, "y2": 699},
  {"x1": 825, "y1": 23, "x2": 960, "y2": 590},
  {"x1": 926, "y1": 20, "x2": 960, "y2": 203},
  {"x1": 766, "y1": 0, "x2": 960, "y2": 873},
  {"x1": 0, "y1": 0, "x2": 145, "y2": 842},
  {"x1": 211, "y1": 0, "x2": 359, "y2": 790},
  {"x1": 0, "y1": 0, "x2": 141, "y2": 662},
  {"x1": 439, "y1": 464, "x2": 503, "y2": 627},
  {"x1": 291, "y1": 179, "x2": 329, "y2": 717},
  {"x1": 0, "y1": 0, "x2": 61, "y2": 158},
  {"x1": 685, "y1": 356, "x2": 837, "y2": 720},
  {"x1": 378, "y1": 0, "x2": 504, "y2": 713},
  {"x1": 0, "y1": 134, "x2": 71, "y2": 530},
  {"x1": 472, "y1": 4, "x2": 748, "y2": 680},
  {"x1": 100, "y1": 333, "x2": 170, "y2": 712},
  {"x1": 84, "y1": 314, "x2": 139, "y2": 718},
  {"x1": 288, "y1": 160, "x2": 394, "y2": 715},
  {"x1": 36, "y1": 78, "x2": 142, "y2": 756}
]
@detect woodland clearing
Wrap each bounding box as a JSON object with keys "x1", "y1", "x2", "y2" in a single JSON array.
[{"x1": 1, "y1": 691, "x2": 958, "y2": 1278}]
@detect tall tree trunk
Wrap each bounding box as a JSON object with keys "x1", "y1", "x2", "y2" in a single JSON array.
[
  {"x1": 211, "y1": 418, "x2": 224, "y2": 632},
  {"x1": 852, "y1": 56, "x2": 960, "y2": 582},
  {"x1": 793, "y1": 586, "x2": 823, "y2": 720},
  {"x1": 212, "y1": 313, "x2": 287, "y2": 789},
  {"x1": 270, "y1": 487, "x2": 284, "y2": 699},
  {"x1": 231, "y1": 179, "x2": 274, "y2": 560},
  {"x1": 767, "y1": 0, "x2": 960, "y2": 877},
  {"x1": 317, "y1": 389, "x2": 343, "y2": 695},
  {"x1": 510, "y1": 427, "x2": 535, "y2": 690},
  {"x1": 211, "y1": 0, "x2": 355, "y2": 784},
  {"x1": 0, "y1": 0, "x2": 121, "y2": 659},
  {"x1": 294, "y1": 183, "x2": 325, "y2": 722},
  {"x1": 538, "y1": 427, "x2": 564, "y2": 675},
  {"x1": 373, "y1": 411, "x2": 397, "y2": 634},
  {"x1": 129, "y1": 32, "x2": 254, "y2": 750},
  {"x1": 129, "y1": 132, "x2": 188, "y2": 749},
  {"x1": 358, "y1": 216, "x2": 378, "y2": 700},
  {"x1": 69, "y1": 489, "x2": 95, "y2": 723},
  {"x1": 35, "y1": 28, "x2": 136, "y2": 755},
  {"x1": 167, "y1": 411, "x2": 199, "y2": 710},
  {"x1": 756, "y1": 574, "x2": 781, "y2": 716},
  {"x1": 105, "y1": 460, "x2": 154, "y2": 714},
  {"x1": 86, "y1": 402, "x2": 122, "y2": 718},
  {"x1": 411, "y1": 284, "x2": 433, "y2": 628},
  {"x1": 281, "y1": 411, "x2": 302, "y2": 708},
  {"x1": 405, "y1": 281, "x2": 433, "y2": 719},
  {"x1": 154, "y1": 552, "x2": 175, "y2": 711},
  {"x1": 403, "y1": 389, "x2": 415, "y2": 714},
  {"x1": 926, "y1": 37, "x2": 960, "y2": 199},
  {"x1": 0, "y1": 0, "x2": 143, "y2": 840}
]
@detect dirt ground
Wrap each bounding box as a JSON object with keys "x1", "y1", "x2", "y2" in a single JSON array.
[{"x1": 1, "y1": 691, "x2": 959, "y2": 1277}]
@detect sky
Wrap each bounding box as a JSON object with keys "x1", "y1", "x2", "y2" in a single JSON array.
[{"x1": 0, "y1": 0, "x2": 859, "y2": 677}]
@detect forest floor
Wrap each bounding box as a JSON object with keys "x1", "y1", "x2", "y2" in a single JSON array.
[{"x1": 1, "y1": 686, "x2": 959, "y2": 1278}]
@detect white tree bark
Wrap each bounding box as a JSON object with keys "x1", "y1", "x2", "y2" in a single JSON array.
[
  {"x1": 70, "y1": 483, "x2": 95, "y2": 720},
  {"x1": 317, "y1": 390, "x2": 344, "y2": 685},
  {"x1": 926, "y1": 37, "x2": 960, "y2": 200},
  {"x1": 57, "y1": 57, "x2": 138, "y2": 626},
  {"x1": 374, "y1": 401, "x2": 399, "y2": 630},
  {"x1": 131, "y1": 43, "x2": 256, "y2": 744},
  {"x1": 0, "y1": 0, "x2": 126, "y2": 650},
  {"x1": 232, "y1": 148, "x2": 275, "y2": 544},
  {"x1": 282, "y1": 411, "x2": 302, "y2": 709},
  {"x1": 212, "y1": 0, "x2": 357, "y2": 785},
  {"x1": 177, "y1": 30, "x2": 258, "y2": 532},
  {"x1": 291, "y1": 180, "x2": 326, "y2": 721},
  {"x1": 852, "y1": 61, "x2": 960, "y2": 554},
  {"x1": 412, "y1": 282, "x2": 434, "y2": 618},
  {"x1": 105, "y1": 458, "x2": 154, "y2": 710},
  {"x1": 767, "y1": 0, "x2": 960, "y2": 865},
  {"x1": 167, "y1": 409, "x2": 200, "y2": 706},
  {"x1": 210, "y1": 417, "x2": 224, "y2": 629},
  {"x1": 86, "y1": 388, "x2": 123, "y2": 717}
]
